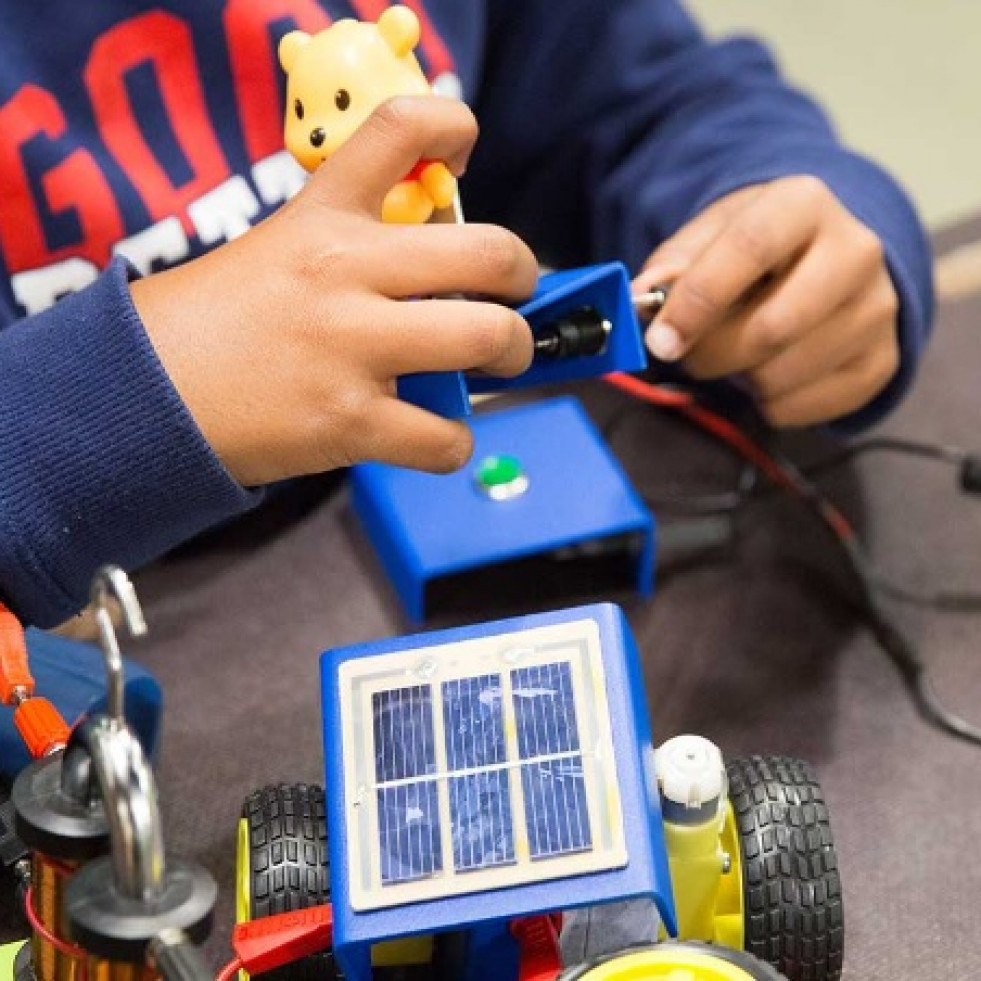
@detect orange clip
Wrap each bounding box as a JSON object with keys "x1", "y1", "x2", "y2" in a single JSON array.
[
  {"x1": 0, "y1": 602, "x2": 33, "y2": 704},
  {"x1": 14, "y1": 697, "x2": 71, "y2": 758}
]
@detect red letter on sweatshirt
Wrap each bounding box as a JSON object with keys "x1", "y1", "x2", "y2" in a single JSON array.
[
  {"x1": 225, "y1": 0, "x2": 331, "y2": 163},
  {"x1": 0, "y1": 85, "x2": 123, "y2": 272},
  {"x1": 85, "y1": 11, "x2": 230, "y2": 232}
]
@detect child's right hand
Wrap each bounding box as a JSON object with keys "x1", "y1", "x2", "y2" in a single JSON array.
[{"x1": 129, "y1": 96, "x2": 537, "y2": 487}]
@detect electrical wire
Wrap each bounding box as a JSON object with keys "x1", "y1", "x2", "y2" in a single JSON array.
[
  {"x1": 602, "y1": 400, "x2": 759, "y2": 516},
  {"x1": 216, "y1": 957, "x2": 243, "y2": 981},
  {"x1": 801, "y1": 436, "x2": 981, "y2": 611},
  {"x1": 604, "y1": 371, "x2": 981, "y2": 747},
  {"x1": 801, "y1": 436, "x2": 968, "y2": 479},
  {"x1": 607, "y1": 395, "x2": 981, "y2": 612}
]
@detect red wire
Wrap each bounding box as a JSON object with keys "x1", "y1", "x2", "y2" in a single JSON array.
[
  {"x1": 603, "y1": 372, "x2": 856, "y2": 540},
  {"x1": 24, "y1": 884, "x2": 89, "y2": 980},
  {"x1": 216, "y1": 957, "x2": 243, "y2": 981}
]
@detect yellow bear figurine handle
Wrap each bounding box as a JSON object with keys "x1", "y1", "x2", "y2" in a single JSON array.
[{"x1": 279, "y1": 5, "x2": 457, "y2": 225}]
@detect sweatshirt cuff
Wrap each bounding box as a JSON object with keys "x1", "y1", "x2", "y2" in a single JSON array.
[
  {"x1": 0, "y1": 258, "x2": 263, "y2": 627},
  {"x1": 691, "y1": 146, "x2": 935, "y2": 434}
]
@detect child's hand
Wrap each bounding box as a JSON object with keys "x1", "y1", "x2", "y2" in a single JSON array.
[
  {"x1": 131, "y1": 96, "x2": 537, "y2": 486},
  {"x1": 634, "y1": 177, "x2": 899, "y2": 427}
]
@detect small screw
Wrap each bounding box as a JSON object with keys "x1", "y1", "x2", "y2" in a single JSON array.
[{"x1": 632, "y1": 287, "x2": 669, "y2": 322}]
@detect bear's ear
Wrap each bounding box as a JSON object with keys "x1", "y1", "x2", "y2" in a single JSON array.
[
  {"x1": 377, "y1": 5, "x2": 420, "y2": 58},
  {"x1": 278, "y1": 31, "x2": 311, "y2": 73}
]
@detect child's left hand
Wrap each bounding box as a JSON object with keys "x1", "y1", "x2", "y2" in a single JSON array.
[{"x1": 633, "y1": 176, "x2": 900, "y2": 426}]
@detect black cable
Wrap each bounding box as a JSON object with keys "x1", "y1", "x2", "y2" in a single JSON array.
[
  {"x1": 801, "y1": 436, "x2": 968, "y2": 480},
  {"x1": 603, "y1": 402, "x2": 758, "y2": 517},
  {"x1": 638, "y1": 423, "x2": 981, "y2": 613},
  {"x1": 800, "y1": 436, "x2": 981, "y2": 612},
  {"x1": 639, "y1": 466, "x2": 756, "y2": 516},
  {"x1": 607, "y1": 387, "x2": 981, "y2": 746},
  {"x1": 841, "y1": 537, "x2": 981, "y2": 744},
  {"x1": 763, "y1": 445, "x2": 981, "y2": 747}
]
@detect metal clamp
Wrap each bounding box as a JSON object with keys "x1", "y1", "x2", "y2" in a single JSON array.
[{"x1": 62, "y1": 566, "x2": 162, "y2": 901}]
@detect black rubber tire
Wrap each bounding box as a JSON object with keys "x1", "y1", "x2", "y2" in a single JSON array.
[
  {"x1": 726, "y1": 757, "x2": 843, "y2": 981},
  {"x1": 242, "y1": 784, "x2": 336, "y2": 981},
  {"x1": 558, "y1": 941, "x2": 788, "y2": 980}
]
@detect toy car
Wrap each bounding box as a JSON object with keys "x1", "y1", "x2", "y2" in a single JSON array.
[
  {"x1": 237, "y1": 603, "x2": 843, "y2": 981},
  {"x1": 2, "y1": 582, "x2": 841, "y2": 981}
]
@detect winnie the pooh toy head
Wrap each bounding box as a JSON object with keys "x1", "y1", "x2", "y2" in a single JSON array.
[{"x1": 279, "y1": 5, "x2": 457, "y2": 224}]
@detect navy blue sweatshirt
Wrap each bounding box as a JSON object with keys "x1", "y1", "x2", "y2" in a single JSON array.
[{"x1": 0, "y1": 0, "x2": 934, "y2": 626}]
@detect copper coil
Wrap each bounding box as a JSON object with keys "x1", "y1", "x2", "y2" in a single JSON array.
[{"x1": 27, "y1": 857, "x2": 161, "y2": 981}]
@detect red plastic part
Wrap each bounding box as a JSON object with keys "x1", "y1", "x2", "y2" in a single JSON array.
[
  {"x1": 14, "y1": 697, "x2": 71, "y2": 757},
  {"x1": 0, "y1": 604, "x2": 33, "y2": 703},
  {"x1": 511, "y1": 915, "x2": 563, "y2": 981},
  {"x1": 232, "y1": 903, "x2": 334, "y2": 976}
]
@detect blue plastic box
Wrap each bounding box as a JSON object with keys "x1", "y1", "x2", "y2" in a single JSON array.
[{"x1": 351, "y1": 396, "x2": 655, "y2": 623}]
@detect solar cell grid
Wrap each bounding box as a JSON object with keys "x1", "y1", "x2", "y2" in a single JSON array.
[{"x1": 342, "y1": 619, "x2": 628, "y2": 911}]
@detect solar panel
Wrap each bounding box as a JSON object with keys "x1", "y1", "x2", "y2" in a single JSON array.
[
  {"x1": 373, "y1": 685, "x2": 442, "y2": 884},
  {"x1": 511, "y1": 662, "x2": 592, "y2": 859},
  {"x1": 442, "y1": 674, "x2": 515, "y2": 873},
  {"x1": 340, "y1": 618, "x2": 628, "y2": 911}
]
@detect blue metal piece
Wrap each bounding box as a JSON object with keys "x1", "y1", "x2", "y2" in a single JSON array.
[
  {"x1": 395, "y1": 263, "x2": 646, "y2": 417},
  {"x1": 351, "y1": 396, "x2": 655, "y2": 623},
  {"x1": 0, "y1": 629, "x2": 163, "y2": 779},
  {"x1": 397, "y1": 371, "x2": 471, "y2": 419},
  {"x1": 470, "y1": 262, "x2": 647, "y2": 394},
  {"x1": 320, "y1": 603, "x2": 677, "y2": 981}
]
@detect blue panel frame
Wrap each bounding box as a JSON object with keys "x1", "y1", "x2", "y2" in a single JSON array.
[{"x1": 320, "y1": 603, "x2": 676, "y2": 981}]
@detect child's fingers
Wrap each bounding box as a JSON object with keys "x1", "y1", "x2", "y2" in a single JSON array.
[
  {"x1": 372, "y1": 222, "x2": 539, "y2": 303},
  {"x1": 371, "y1": 298, "x2": 534, "y2": 378},
  {"x1": 313, "y1": 96, "x2": 478, "y2": 216},
  {"x1": 653, "y1": 179, "x2": 825, "y2": 361},
  {"x1": 683, "y1": 234, "x2": 876, "y2": 380},
  {"x1": 745, "y1": 284, "x2": 897, "y2": 405},
  {"x1": 360, "y1": 398, "x2": 474, "y2": 473},
  {"x1": 756, "y1": 342, "x2": 899, "y2": 428}
]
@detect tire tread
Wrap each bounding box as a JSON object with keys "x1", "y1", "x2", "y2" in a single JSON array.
[{"x1": 727, "y1": 756, "x2": 843, "y2": 981}]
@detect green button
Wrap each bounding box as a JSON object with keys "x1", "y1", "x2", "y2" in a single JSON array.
[
  {"x1": 477, "y1": 455, "x2": 523, "y2": 486},
  {"x1": 475, "y1": 455, "x2": 529, "y2": 500}
]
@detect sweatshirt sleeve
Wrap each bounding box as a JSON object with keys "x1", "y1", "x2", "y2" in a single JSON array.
[
  {"x1": 0, "y1": 258, "x2": 262, "y2": 627},
  {"x1": 464, "y1": 0, "x2": 934, "y2": 431}
]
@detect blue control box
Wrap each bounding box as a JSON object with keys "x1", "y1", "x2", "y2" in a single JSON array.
[
  {"x1": 351, "y1": 397, "x2": 655, "y2": 623},
  {"x1": 400, "y1": 262, "x2": 647, "y2": 417}
]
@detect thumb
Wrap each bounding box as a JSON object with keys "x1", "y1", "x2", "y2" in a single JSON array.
[
  {"x1": 631, "y1": 206, "x2": 728, "y2": 354},
  {"x1": 635, "y1": 189, "x2": 762, "y2": 289},
  {"x1": 310, "y1": 95, "x2": 477, "y2": 216},
  {"x1": 634, "y1": 186, "x2": 763, "y2": 358}
]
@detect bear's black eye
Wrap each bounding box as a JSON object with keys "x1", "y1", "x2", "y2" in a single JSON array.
[
  {"x1": 335, "y1": 89, "x2": 351, "y2": 111},
  {"x1": 294, "y1": 98, "x2": 304, "y2": 120}
]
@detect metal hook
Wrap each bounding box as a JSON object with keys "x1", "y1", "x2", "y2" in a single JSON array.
[{"x1": 90, "y1": 565, "x2": 147, "y2": 724}]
